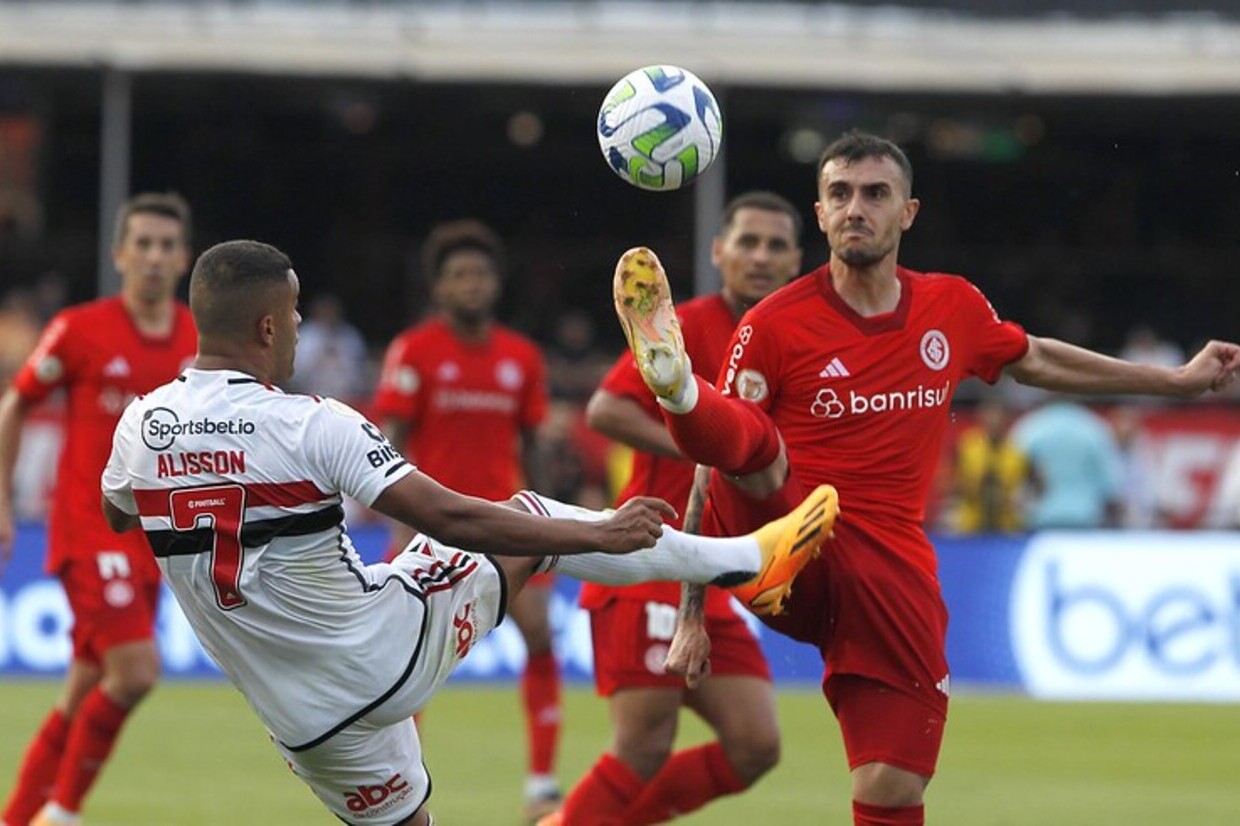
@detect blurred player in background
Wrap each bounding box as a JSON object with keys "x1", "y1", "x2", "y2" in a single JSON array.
[
  {"x1": 0, "y1": 192, "x2": 196, "y2": 826},
  {"x1": 613, "y1": 131, "x2": 1240, "y2": 826},
  {"x1": 553, "y1": 192, "x2": 803, "y2": 825},
  {"x1": 101, "y1": 238, "x2": 836, "y2": 826},
  {"x1": 371, "y1": 219, "x2": 562, "y2": 822}
]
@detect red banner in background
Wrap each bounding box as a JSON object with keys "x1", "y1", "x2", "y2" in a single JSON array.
[
  {"x1": 1132, "y1": 405, "x2": 1240, "y2": 528},
  {"x1": 12, "y1": 401, "x2": 1240, "y2": 529},
  {"x1": 942, "y1": 403, "x2": 1240, "y2": 531}
]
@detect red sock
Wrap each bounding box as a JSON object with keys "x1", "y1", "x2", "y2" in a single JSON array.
[
  {"x1": 521, "y1": 651, "x2": 561, "y2": 776},
  {"x1": 2, "y1": 709, "x2": 70, "y2": 826},
  {"x1": 664, "y1": 377, "x2": 781, "y2": 476},
  {"x1": 853, "y1": 800, "x2": 925, "y2": 825},
  {"x1": 622, "y1": 742, "x2": 747, "y2": 824},
  {"x1": 49, "y1": 688, "x2": 131, "y2": 813},
  {"x1": 559, "y1": 754, "x2": 644, "y2": 826}
]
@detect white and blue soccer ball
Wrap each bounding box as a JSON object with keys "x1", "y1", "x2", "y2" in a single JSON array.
[{"x1": 597, "y1": 65, "x2": 723, "y2": 192}]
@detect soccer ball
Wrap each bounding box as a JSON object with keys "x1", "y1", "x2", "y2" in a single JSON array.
[{"x1": 597, "y1": 65, "x2": 723, "y2": 192}]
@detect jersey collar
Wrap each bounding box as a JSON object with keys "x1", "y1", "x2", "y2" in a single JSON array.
[{"x1": 815, "y1": 264, "x2": 913, "y2": 335}]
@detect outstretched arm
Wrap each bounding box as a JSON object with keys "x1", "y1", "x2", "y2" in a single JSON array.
[
  {"x1": 1007, "y1": 336, "x2": 1240, "y2": 397},
  {"x1": 586, "y1": 389, "x2": 682, "y2": 457},
  {"x1": 371, "y1": 469, "x2": 674, "y2": 557},
  {"x1": 664, "y1": 463, "x2": 713, "y2": 688}
]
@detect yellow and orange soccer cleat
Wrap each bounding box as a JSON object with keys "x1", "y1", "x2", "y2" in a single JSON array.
[
  {"x1": 730, "y1": 485, "x2": 839, "y2": 616},
  {"x1": 613, "y1": 246, "x2": 690, "y2": 403}
]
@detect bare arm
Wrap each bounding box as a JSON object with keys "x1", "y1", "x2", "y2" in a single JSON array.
[
  {"x1": 665, "y1": 463, "x2": 713, "y2": 687},
  {"x1": 380, "y1": 417, "x2": 418, "y2": 552},
  {"x1": 0, "y1": 388, "x2": 34, "y2": 570},
  {"x1": 586, "y1": 389, "x2": 683, "y2": 458},
  {"x1": 371, "y1": 469, "x2": 674, "y2": 557},
  {"x1": 1008, "y1": 336, "x2": 1240, "y2": 397}
]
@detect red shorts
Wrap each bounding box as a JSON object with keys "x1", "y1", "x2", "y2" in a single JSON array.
[
  {"x1": 60, "y1": 551, "x2": 161, "y2": 665},
  {"x1": 827, "y1": 674, "x2": 946, "y2": 778},
  {"x1": 588, "y1": 598, "x2": 770, "y2": 696},
  {"x1": 704, "y1": 470, "x2": 951, "y2": 774}
]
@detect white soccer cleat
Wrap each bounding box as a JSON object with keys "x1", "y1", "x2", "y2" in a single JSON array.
[{"x1": 613, "y1": 247, "x2": 690, "y2": 404}]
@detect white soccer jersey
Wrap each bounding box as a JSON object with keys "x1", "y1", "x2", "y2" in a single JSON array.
[{"x1": 102, "y1": 368, "x2": 445, "y2": 749}]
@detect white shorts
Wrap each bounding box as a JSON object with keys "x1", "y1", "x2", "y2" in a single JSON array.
[{"x1": 274, "y1": 538, "x2": 506, "y2": 824}]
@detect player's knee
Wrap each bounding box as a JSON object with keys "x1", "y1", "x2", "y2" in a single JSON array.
[
  {"x1": 613, "y1": 730, "x2": 674, "y2": 779},
  {"x1": 102, "y1": 670, "x2": 158, "y2": 707},
  {"x1": 723, "y1": 729, "x2": 780, "y2": 784},
  {"x1": 852, "y1": 761, "x2": 928, "y2": 808}
]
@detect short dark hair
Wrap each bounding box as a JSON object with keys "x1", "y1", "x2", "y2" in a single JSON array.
[
  {"x1": 113, "y1": 191, "x2": 193, "y2": 247},
  {"x1": 721, "y1": 191, "x2": 803, "y2": 240},
  {"x1": 421, "y1": 219, "x2": 505, "y2": 284},
  {"x1": 190, "y1": 240, "x2": 293, "y2": 337},
  {"x1": 817, "y1": 131, "x2": 914, "y2": 195}
]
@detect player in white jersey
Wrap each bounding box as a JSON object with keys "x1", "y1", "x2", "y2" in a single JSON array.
[{"x1": 100, "y1": 240, "x2": 839, "y2": 826}]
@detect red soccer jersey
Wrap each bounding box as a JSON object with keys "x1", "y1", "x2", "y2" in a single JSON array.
[
  {"x1": 581, "y1": 293, "x2": 739, "y2": 615},
  {"x1": 12, "y1": 296, "x2": 197, "y2": 572},
  {"x1": 708, "y1": 265, "x2": 1028, "y2": 576},
  {"x1": 372, "y1": 318, "x2": 547, "y2": 500}
]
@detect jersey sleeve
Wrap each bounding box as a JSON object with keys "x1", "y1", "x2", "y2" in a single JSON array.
[
  {"x1": 957, "y1": 280, "x2": 1029, "y2": 384},
  {"x1": 10, "y1": 312, "x2": 78, "y2": 404},
  {"x1": 519, "y1": 345, "x2": 550, "y2": 430},
  {"x1": 371, "y1": 334, "x2": 423, "y2": 423},
  {"x1": 101, "y1": 401, "x2": 142, "y2": 515},
  {"x1": 304, "y1": 398, "x2": 415, "y2": 507}
]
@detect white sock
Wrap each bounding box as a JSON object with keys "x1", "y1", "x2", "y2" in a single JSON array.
[
  {"x1": 655, "y1": 356, "x2": 699, "y2": 414},
  {"x1": 515, "y1": 491, "x2": 759, "y2": 585}
]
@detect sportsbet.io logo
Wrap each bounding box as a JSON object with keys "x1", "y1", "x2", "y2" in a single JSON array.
[{"x1": 141, "y1": 407, "x2": 257, "y2": 451}]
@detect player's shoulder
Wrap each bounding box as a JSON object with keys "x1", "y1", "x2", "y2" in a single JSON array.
[
  {"x1": 746, "y1": 267, "x2": 823, "y2": 321},
  {"x1": 903, "y1": 266, "x2": 982, "y2": 296},
  {"x1": 676, "y1": 292, "x2": 729, "y2": 325},
  {"x1": 492, "y1": 323, "x2": 543, "y2": 356},
  {"x1": 54, "y1": 295, "x2": 124, "y2": 328}
]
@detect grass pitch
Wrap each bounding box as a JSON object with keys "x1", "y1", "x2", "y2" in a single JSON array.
[{"x1": 1, "y1": 680, "x2": 1238, "y2": 824}]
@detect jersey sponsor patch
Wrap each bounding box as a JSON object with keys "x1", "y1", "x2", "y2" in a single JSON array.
[
  {"x1": 735, "y1": 368, "x2": 769, "y2": 402},
  {"x1": 33, "y1": 354, "x2": 63, "y2": 383}
]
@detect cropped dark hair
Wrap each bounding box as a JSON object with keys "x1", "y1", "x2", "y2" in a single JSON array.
[
  {"x1": 818, "y1": 131, "x2": 914, "y2": 195},
  {"x1": 190, "y1": 240, "x2": 293, "y2": 337},
  {"x1": 113, "y1": 191, "x2": 193, "y2": 246},
  {"x1": 721, "y1": 191, "x2": 803, "y2": 240},
  {"x1": 421, "y1": 219, "x2": 506, "y2": 284}
]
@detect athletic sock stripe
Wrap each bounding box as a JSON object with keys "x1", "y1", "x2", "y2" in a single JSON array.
[{"x1": 515, "y1": 490, "x2": 551, "y2": 517}]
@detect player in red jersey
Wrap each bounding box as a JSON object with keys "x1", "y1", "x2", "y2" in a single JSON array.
[
  {"x1": 371, "y1": 220, "x2": 561, "y2": 822},
  {"x1": 0, "y1": 193, "x2": 197, "y2": 826},
  {"x1": 551, "y1": 193, "x2": 803, "y2": 826},
  {"x1": 612, "y1": 131, "x2": 1240, "y2": 826}
]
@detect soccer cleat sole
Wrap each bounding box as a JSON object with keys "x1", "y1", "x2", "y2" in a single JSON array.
[
  {"x1": 731, "y1": 485, "x2": 839, "y2": 617},
  {"x1": 613, "y1": 246, "x2": 687, "y2": 401}
]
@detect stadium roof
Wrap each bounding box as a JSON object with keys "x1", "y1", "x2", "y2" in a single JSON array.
[{"x1": 1, "y1": 1, "x2": 1239, "y2": 93}]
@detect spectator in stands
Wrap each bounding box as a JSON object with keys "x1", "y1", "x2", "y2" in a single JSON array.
[
  {"x1": 950, "y1": 397, "x2": 1027, "y2": 533},
  {"x1": 1010, "y1": 395, "x2": 1124, "y2": 529},
  {"x1": 289, "y1": 293, "x2": 369, "y2": 404},
  {"x1": 1119, "y1": 324, "x2": 1185, "y2": 371}
]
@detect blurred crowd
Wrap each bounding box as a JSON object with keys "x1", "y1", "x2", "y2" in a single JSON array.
[{"x1": 3, "y1": 279, "x2": 1239, "y2": 532}]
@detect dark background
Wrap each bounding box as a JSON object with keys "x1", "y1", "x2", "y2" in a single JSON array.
[{"x1": 2, "y1": 67, "x2": 1239, "y2": 355}]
